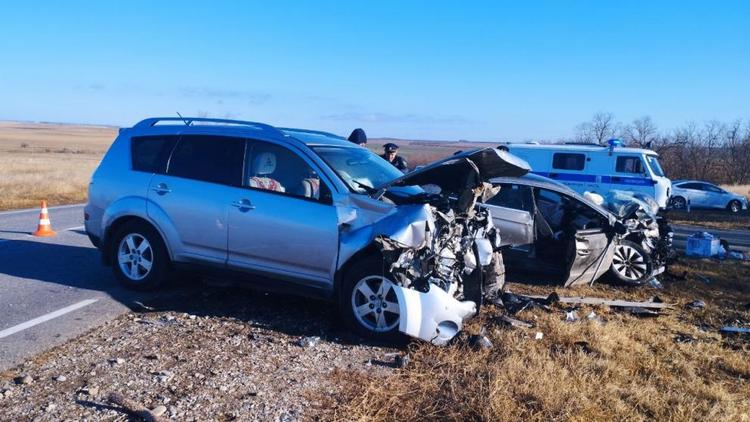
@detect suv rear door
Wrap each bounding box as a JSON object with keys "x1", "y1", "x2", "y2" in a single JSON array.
[
  {"x1": 226, "y1": 139, "x2": 339, "y2": 285},
  {"x1": 147, "y1": 134, "x2": 245, "y2": 265}
]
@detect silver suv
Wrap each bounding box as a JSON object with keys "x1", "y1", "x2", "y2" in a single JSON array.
[{"x1": 85, "y1": 117, "x2": 529, "y2": 343}]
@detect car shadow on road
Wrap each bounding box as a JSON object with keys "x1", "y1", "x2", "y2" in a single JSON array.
[{"x1": 0, "y1": 239, "x2": 386, "y2": 348}]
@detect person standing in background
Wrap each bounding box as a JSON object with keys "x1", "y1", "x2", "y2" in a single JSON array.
[
  {"x1": 348, "y1": 128, "x2": 367, "y2": 147},
  {"x1": 381, "y1": 143, "x2": 408, "y2": 172}
]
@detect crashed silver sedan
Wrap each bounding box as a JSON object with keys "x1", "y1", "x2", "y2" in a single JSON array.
[{"x1": 85, "y1": 120, "x2": 529, "y2": 346}]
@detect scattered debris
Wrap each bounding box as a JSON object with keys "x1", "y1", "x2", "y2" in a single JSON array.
[
  {"x1": 494, "y1": 314, "x2": 534, "y2": 328},
  {"x1": 535, "y1": 332, "x2": 544, "y2": 340},
  {"x1": 467, "y1": 328, "x2": 493, "y2": 350},
  {"x1": 14, "y1": 375, "x2": 33, "y2": 385},
  {"x1": 500, "y1": 292, "x2": 555, "y2": 314},
  {"x1": 132, "y1": 301, "x2": 155, "y2": 311},
  {"x1": 108, "y1": 392, "x2": 168, "y2": 422},
  {"x1": 647, "y1": 278, "x2": 663, "y2": 289},
  {"x1": 565, "y1": 311, "x2": 579, "y2": 322},
  {"x1": 619, "y1": 307, "x2": 660, "y2": 317},
  {"x1": 519, "y1": 294, "x2": 673, "y2": 310},
  {"x1": 54, "y1": 375, "x2": 67, "y2": 382},
  {"x1": 383, "y1": 352, "x2": 410, "y2": 368},
  {"x1": 674, "y1": 333, "x2": 696, "y2": 344},
  {"x1": 720, "y1": 326, "x2": 750, "y2": 336},
  {"x1": 696, "y1": 274, "x2": 712, "y2": 284},
  {"x1": 685, "y1": 300, "x2": 706, "y2": 310},
  {"x1": 686, "y1": 232, "x2": 721, "y2": 257},
  {"x1": 295, "y1": 336, "x2": 321, "y2": 348},
  {"x1": 108, "y1": 357, "x2": 125, "y2": 365}
]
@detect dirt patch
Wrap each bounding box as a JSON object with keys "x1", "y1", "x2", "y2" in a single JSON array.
[{"x1": 0, "y1": 283, "x2": 396, "y2": 421}]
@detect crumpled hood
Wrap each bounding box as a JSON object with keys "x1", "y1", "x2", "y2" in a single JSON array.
[{"x1": 375, "y1": 148, "x2": 530, "y2": 195}]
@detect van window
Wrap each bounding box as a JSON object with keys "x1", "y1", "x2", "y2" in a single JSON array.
[
  {"x1": 645, "y1": 155, "x2": 665, "y2": 177},
  {"x1": 245, "y1": 140, "x2": 330, "y2": 201},
  {"x1": 131, "y1": 136, "x2": 178, "y2": 173},
  {"x1": 167, "y1": 135, "x2": 245, "y2": 185},
  {"x1": 552, "y1": 153, "x2": 585, "y2": 170},
  {"x1": 616, "y1": 156, "x2": 645, "y2": 174}
]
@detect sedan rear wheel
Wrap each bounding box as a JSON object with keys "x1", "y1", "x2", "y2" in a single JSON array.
[
  {"x1": 671, "y1": 196, "x2": 686, "y2": 210},
  {"x1": 728, "y1": 200, "x2": 742, "y2": 214},
  {"x1": 609, "y1": 240, "x2": 652, "y2": 285}
]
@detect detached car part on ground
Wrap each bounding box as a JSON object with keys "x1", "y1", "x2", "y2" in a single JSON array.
[
  {"x1": 483, "y1": 174, "x2": 673, "y2": 286},
  {"x1": 85, "y1": 118, "x2": 529, "y2": 346}
]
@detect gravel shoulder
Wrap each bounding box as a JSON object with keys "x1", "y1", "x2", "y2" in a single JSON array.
[{"x1": 0, "y1": 281, "x2": 397, "y2": 421}]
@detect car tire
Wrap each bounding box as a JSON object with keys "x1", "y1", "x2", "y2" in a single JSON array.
[
  {"x1": 110, "y1": 221, "x2": 170, "y2": 291},
  {"x1": 609, "y1": 240, "x2": 653, "y2": 286},
  {"x1": 727, "y1": 200, "x2": 742, "y2": 214},
  {"x1": 671, "y1": 196, "x2": 687, "y2": 210},
  {"x1": 340, "y1": 255, "x2": 403, "y2": 341}
]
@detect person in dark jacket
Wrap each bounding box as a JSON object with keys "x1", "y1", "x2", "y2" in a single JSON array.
[
  {"x1": 381, "y1": 143, "x2": 408, "y2": 171},
  {"x1": 348, "y1": 128, "x2": 367, "y2": 147}
]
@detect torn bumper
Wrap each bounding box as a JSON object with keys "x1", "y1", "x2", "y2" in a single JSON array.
[{"x1": 393, "y1": 284, "x2": 477, "y2": 346}]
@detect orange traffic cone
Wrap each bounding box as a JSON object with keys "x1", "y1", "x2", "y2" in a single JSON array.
[{"x1": 32, "y1": 200, "x2": 56, "y2": 237}]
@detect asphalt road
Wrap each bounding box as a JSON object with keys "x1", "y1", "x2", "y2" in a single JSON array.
[
  {"x1": 672, "y1": 224, "x2": 750, "y2": 253},
  {"x1": 1, "y1": 204, "x2": 749, "y2": 372},
  {"x1": 0, "y1": 204, "x2": 145, "y2": 371}
]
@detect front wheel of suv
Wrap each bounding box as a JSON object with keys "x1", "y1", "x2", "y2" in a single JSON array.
[
  {"x1": 340, "y1": 256, "x2": 403, "y2": 341},
  {"x1": 110, "y1": 221, "x2": 170, "y2": 291}
]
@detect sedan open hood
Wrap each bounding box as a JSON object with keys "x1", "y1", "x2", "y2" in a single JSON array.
[{"x1": 375, "y1": 148, "x2": 530, "y2": 195}]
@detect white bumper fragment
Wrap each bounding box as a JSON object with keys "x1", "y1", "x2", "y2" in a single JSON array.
[{"x1": 393, "y1": 285, "x2": 477, "y2": 346}]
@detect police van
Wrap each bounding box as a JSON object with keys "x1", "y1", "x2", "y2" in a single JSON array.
[{"x1": 504, "y1": 141, "x2": 671, "y2": 207}]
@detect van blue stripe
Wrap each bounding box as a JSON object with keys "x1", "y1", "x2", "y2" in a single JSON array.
[{"x1": 532, "y1": 171, "x2": 654, "y2": 186}]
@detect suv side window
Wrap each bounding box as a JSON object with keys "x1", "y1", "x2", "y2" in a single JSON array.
[
  {"x1": 552, "y1": 153, "x2": 585, "y2": 170},
  {"x1": 616, "y1": 156, "x2": 645, "y2": 174},
  {"x1": 131, "y1": 135, "x2": 178, "y2": 173},
  {"x1": 167, "y1": 135, "x2": 245, "y2": 186},
  {"x1": 487, "y1": 184, "x2": 534, "y2": 212},
  {"x1": 245, "y1": 140, "x2": 330, "y2": 202}
]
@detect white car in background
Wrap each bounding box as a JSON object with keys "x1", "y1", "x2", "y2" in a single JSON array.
[{"x1": 670, "y1": 180, "x2": 748, "y2": 213}]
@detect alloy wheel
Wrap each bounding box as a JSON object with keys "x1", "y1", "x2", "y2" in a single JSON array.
[
  {"x1": 612, "y1": 244, "x2": 648, "y2": 281},
  {"x1": 117, "y1": 233, "x2": 153, "y2": 281},
  {"x1": 351, "y1": 276, "x2": 400, "y2": 332}
]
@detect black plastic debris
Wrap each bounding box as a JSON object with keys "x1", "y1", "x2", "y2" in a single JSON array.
[
  {"x1": 493, "y1": 314, "x2": 534, "y2": 328},
  {"x1": 620, "y1": 307, "x2": 660, "y2": 317},
  {"x1": 720, "y1": 326, "x2": 750, "y2": 336},
  {"x1": 685, "y1": 300, "x2": 706, "y2": 310},
  {"x1": 674, "y1": 332, "x2": 696, "y2": 344}
]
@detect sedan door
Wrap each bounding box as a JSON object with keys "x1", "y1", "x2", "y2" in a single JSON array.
[
  {"x1": 483, "y1": 183, "x2": 535, "y2": 248},
  {"x1": 147, "y1": 134, "x2": 245, "y2": 265},
  {"x1": 564, "y1": 229, "x2": 615, "y2": 287},
  {"x1": 226, "y1": 139, "x2": 339, "y2": 286}
]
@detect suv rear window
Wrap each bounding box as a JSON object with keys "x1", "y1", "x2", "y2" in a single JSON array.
[
  {"x1": 552, "y1": 153, "x2": 585, "y2": 170},
  {"x1": 131, "y1": 136, "x2": 178, "y2": 173},
  {"x1": 167, "y1": 135, "x2": 245, "y2": 186}
]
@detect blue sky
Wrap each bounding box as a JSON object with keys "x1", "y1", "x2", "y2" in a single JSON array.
[{"x1": 0, "y1": 1, "x2": 748, "y2": 140}]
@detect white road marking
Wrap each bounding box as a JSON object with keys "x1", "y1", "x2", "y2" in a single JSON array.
[
  {"x1": 0, "y1": 299, "x2": 99, "y2": 339},
  {"x1": 66, "y1": 225, "x2": 85, "y2": 231}
]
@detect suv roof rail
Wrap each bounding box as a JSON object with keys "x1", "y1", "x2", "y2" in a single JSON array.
[
  {"x1": 277, "y1": 127, "x2": 345, "y2": 139},
  {"x1": 133, "y1": 117, "x2": 284, "y2": 137}
]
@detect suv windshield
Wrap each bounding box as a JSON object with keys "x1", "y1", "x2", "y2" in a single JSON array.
[
  {"x1": 645, "y1": 155, "x2": 665, "y2": 177},
  {"x1": 313, "y1": 146, "x2": 404, "y2": 194}
]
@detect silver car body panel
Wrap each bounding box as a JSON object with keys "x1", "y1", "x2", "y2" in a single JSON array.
[{"x1": 86, "y1": 118, "x2": 531, "y2": 344}]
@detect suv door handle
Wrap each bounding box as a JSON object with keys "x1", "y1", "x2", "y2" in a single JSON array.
[
  {"x1": 152, "y1": 183, "x2": 171, "y2": 195},
  {"x1": 231, "y1": 199, "x2": 255, "y2": 211}
]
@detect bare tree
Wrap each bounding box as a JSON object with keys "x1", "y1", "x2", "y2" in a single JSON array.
[
  {"x1": 574, "y1": 112, "x2": 619, "y2": 145},
  {"x1": 623, "y1": 116, "x2": 658, "y2": 148}
]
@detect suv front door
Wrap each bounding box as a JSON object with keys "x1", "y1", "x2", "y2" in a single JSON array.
[
  {"x1": 147, "y1": 134, "x2": 245, "y2": 265},
  {"x1": 226, "y1": 140, "x2": 339, "y2": 286}
]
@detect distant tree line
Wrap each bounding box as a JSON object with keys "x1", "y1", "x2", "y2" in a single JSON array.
[{"x1": 568, "y1": 112, "x2": 750, "y2": 185}]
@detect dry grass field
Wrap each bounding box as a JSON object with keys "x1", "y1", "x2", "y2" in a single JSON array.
[
  {"x1": 0, "y1": 121, "x2": 115, "y2": 210},
  {"x1": 332, "y1": 258, "x2": 750, "y2": 421}
]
